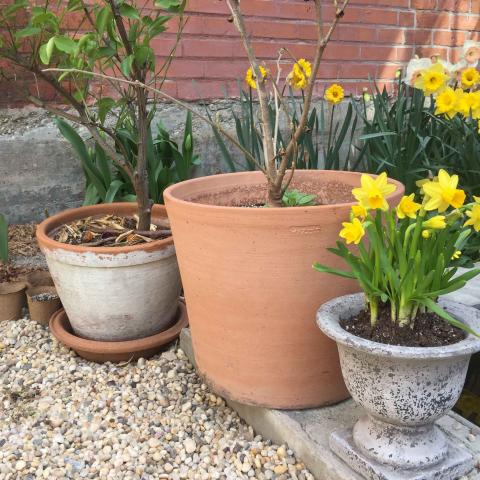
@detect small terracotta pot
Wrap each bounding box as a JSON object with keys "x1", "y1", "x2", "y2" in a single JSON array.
[
  {"x1": 49, "y1": 302, "x2": 188, "y2": 363},
  {"x1": 0, "y1": 282, "x2": 27, "y2": 321},
  {"x1": 164, "y1": 170, "x2": 405, "y2": 409},
  {"x1": 24, "y1": 270, "x2": 54, "y2": 288},
  {"x1": 27, "y1": 286, "x2": 62, "y2": 326},
  {"x1": 36, "y1": 203, "x2": 181, "y2": 341}
]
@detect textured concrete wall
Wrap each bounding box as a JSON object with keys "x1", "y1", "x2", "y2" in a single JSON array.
[{"x1": 0, "y1": 100, "x2": 359, "y2": 223}]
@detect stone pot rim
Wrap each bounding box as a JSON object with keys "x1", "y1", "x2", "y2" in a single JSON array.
[
  {"x1": 36, "y1": 202, "x2": 173, "y2": 256},
  {"x1": 163, "y1": 170, "x2": 404, "y2": 214},
  {"x1": 317, "y1": 293, "x2": 480, "y2": 359}
]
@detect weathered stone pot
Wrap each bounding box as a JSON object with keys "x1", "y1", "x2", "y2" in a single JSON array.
[
  {"x1": 317, "y1": 293, "x2": 480, "y2": 480},
  {"x1": 36, "y1": 203, "x2": 181, "y2": 342}
]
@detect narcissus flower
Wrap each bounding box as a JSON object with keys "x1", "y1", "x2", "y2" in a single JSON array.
[
  {"x1": 423, "y1": 215, "x2": 447, "y2": 230},
  {"x1": 352, "y1": 173, "x2": 397, "y2": 211},
  {"x1": 422, "y1": 169, "x2": 466, "y2": 212},
  {"x1": 461, "y1": 67, "x2": 480, "y2": 89},
  {"x1": 339, "y1": 218, "x2": 365, "y2": 245},
  {"x1": 414, "y1": 62, "x2": 449, "y2": 95},
  {"x1": 245, "y1": 66, "x2": 267, "y2": 90},
  {"x1": 397, "y1": 194, "x2": 421, "y2": 219},
  {"x1": 288, "y1": 59, "x2": 312, "y2": 90},
  {"x1": 464, "y1": 204, "x2": 480, "y2": 231},
  {"x1": 422, "y1": 230, "x2": 431, "y2": 239},
  {"x1": 456, "y1": 90, "x2": 480, "y2": 118},
  {"x1": 325, "y1": 83, "x2": 344, "y2": 105},
  {"x1": 351, "y1": 204, "x2": 368, "y2": 219},
  {"x1": 435, "y1": 87, "x2": 458, "y2": 118}
]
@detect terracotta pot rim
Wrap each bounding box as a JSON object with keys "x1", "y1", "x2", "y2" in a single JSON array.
[
  {"x1": 49, "y1": 302, "x2": 188, "y2": 354},
  {"x1": 163, "y1": 170, "x2": 404, "y2": 212},
  {"x1": 36, "y1": 203, "x2": 173, "y2": 255},
  {"x1": 317, "y1": 293, "x2": 480, "y2": 359},
  {"x1": 26, "y1": 286, "x2": 58, "y2": 299},
  {"x1": 0, "y1": 282, "x2": 27, "y2": 295}
]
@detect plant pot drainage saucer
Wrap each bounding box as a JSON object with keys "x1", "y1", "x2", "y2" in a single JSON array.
[{"x1": 49, "y1": 302, "x2": 188, "y2": 363}]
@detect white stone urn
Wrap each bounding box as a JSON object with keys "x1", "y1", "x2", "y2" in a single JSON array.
[{"x1": 317, "y1": 293, "x2": 480, "y2": 480}]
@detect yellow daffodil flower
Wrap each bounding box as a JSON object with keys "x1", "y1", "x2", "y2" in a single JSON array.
[
  {"x1": 422, "y1": 230, "x2": 431, "y2": 239},
  {"x1": 339, "y1": 218, "x2": 365, "y2": 245},
  {"x1": 414, "y1": 63, "x2": 449, "y2": 95},
  {"x1": 451, "y1": 250, "x2": 462, "y2": 260},
  {"x1": 456, "y1": 90, "x2": 480, "y2": 118},
  {"x1": 423, "y1": 215, "x2": 447, "y2": 230},
  {"x1": 245, "y1": 66, "x2": 267, "y2": 90},
  {"x1": 464, "y1": 204, "x2": 480, "y2": 231},
  {"x1": 422, "y1": 169, "x2": 466, "y2": 212},
  {"x1": 434, "y1": 87, "x2": 458, "y2": 118},
  {"x1": 288, "y1": 59, "x2": 312, "y2": 90},
  {"x1": 461, "y1": 67, "x2": 480, "y2": 89},
  {"x1": 352, "y1": 172, "x2": 397, "y2": 211},
  {"x1": 351, "y1": 204, "x2": 368, "y2": 219},
  {"x1": 397, "y1": 194, "x2": 421, "y2": 219},
  {"x1": 325, "y1": 83, "x2": 344, "y2": 105}
]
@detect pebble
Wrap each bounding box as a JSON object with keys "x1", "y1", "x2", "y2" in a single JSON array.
[{"x1": 0, "y1": 318, "x2": 314, "y2": 478}]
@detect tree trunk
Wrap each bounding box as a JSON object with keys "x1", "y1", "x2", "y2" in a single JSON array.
[
  {"x1": 135, "y1": 87, "x2": 152, "y2": 231},
  {"x1": 267, "y1": 181, "x2": 283, "y2": 207}
]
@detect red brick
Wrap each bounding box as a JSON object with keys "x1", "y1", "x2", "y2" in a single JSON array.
[
  {"x1": 360, "y1": 45, "x2": 397, "y2": 62},
  {"x1": 338, "y1": 63, "x2": 377, "y2": 79},
  {"x1": 377, "y1": 64, "x2": 404, "y2": 80},
  {"x1": 405, "y1": 29, "x2": 433, "y2": 44},
  {"x1": 398, "y1": 11, "x2": 415, "y2": 26},
  {"x1": 433, "y1": 30, "x2": 467, "y2": 46},
  {"x1": 453, "y1": 15, "x2": 480, "y2": 30},
  {"x1": 377, "y1": 28, "x2": 406, "y2": 44},
  {"x1": 415, "y1": 46, "x2": 449, "y2": 59},
  {"x1": 333, "y1": 26, "x2": 377, "y2": 43},
  {"x1": 411, "y1": 0, "x2": 436, "y2": 9},
  {"x1": 417, "y1": 12, "x2": 452, "y2": 28},
  {"x1": 438, "y1": 0, "x2": 469, "y2": 12}
]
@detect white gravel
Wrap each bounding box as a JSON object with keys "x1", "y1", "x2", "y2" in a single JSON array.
[{"x1": 0, "y1": 318, "x2": 315, "y2": 480}]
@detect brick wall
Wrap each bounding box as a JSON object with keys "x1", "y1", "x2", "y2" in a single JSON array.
[{"x1": 1, "y1": 0, "x2": 479, "y2": 107}]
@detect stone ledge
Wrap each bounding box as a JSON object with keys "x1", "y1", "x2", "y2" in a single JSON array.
[{"x1": 180, "y1": 328, "x2": 480, "y2": 480}]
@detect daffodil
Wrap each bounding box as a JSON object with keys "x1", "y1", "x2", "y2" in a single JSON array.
[
  {"x1": 461, "y1": 67, "x2": 480, "y2": 89},
  {"x1": 245, "y1": 66, "x2": 267, "y2": 90},
  {"x1": 451, "y1": 250, "x2": 462, "y2": 260},
  {"x1": 423, "y1": 215, "x2": 447, "y2": 230},
  {"x1": 351, "y1": 204, "x2": 368, "y2": 220},
  {"x1": 464, "y1": 204, "x2": 480, "y2": 231},
  {"x1": 434, "y1": 87, "x2": 458, "y2": 118},
  {"x1": 463, "y1": 40, "x2": 480, "y2": 67},
  {"x1": 288, "y1": 59, "x2": 311, "y2": 90},
  {"x1": 414, "y1": 62, "x2": 449, "y2": 95},
  {"x1": 422, "y1": 169, "x2": 466, "y2": 212},
  {"x1": 339, "y1": 218, "x2": 365, "y2": 245},
  {"x1": 422, "y1": 229, "x2": 431, "y2": 239},
  {"x1": 396, "y1": 194, "x2": 421, "y2": 219},
  {"x1": 324, "y1": 83, "x2": 344, "y2": 105},
  {"x1": 352, "y1": 172, "x2": 397, "y2": 211},
  {"x1": 456, "y1": 90, "x2": 480, "y2": 118}
]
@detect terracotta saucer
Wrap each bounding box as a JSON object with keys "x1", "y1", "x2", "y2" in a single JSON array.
[{"x1": 49, "y1": 302, "x2": 188, "y2": 363}]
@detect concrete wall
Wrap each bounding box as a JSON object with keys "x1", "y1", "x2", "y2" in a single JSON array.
[{"x1": 0, "y1": 100, "x2": 360, "y2": 223}]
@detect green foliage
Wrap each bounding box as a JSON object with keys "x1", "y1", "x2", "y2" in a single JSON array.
[
  {"x1": 282, "y1": 190, "x2": 316, "y2": 207},
  {"x1": 211, "y1": 86, "x2": 360, "y2": 172},
  {"x1": 0, "y1": 214, "x2": 8, "y2": 264},
  {"x1": 57, "y1": 113, "x2": 199, "y2": 205}
]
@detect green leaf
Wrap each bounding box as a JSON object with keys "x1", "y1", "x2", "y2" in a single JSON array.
[
  {"x1": 95, "y1": 6, "x2": 112, "y2": 36},
  {"x1": 54, "y1": 36, "x2": 76, "y2": 54},
  {"x1": 312, "y1": 263, "x2": 356, "y2": 279},
  {"x1": 96, "y1": 97, "x2": 116, "y2": 124},
  {"x1": 119, "y1": 3, "x2": 140, "y2": 19},
  {"x1": 40, "y1": 37, "x2": 56, "y2": 64},
  {"x1": 0, "y1": 214, "x2": 8, "y2": 264},
  {"x1": 15, "y1": 26, "x2": 41, "y2": 39},
  {"x1": 120, "y1": 55, "x2": 134, "y2": 77},
  {"x1": 154, "y1": 0, "x2": 181, "y2": 12},
  {"x1": 105, "y1": 180, "x2": 124, "y2": 203}
]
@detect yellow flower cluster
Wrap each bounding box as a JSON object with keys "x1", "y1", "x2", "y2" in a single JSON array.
[
  {"x1": 324, "y1": 84, "x2": 344, "y2": 105},
  {"x1": 245, "y1": 66, "x2": 267, "y2": 90},
  {"x1": 340, "y1": 169, "x2": 480, "y2": 246},
  {"x1": 435, "y1": 86, "x2": 480, "y2": 119}
]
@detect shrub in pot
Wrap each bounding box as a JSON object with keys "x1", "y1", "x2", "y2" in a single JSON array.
[
  {"x1": 0, "y1": 1, "x2": 187, "y2": 347},
  {"x1": 162, "y1": 0, "x2": 405, "y2": 409},
  {"x1": 315, "y1": 171, "x2": 480, "y2": 478}
]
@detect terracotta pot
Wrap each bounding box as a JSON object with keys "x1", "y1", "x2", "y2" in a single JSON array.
[
  {"x1": 0, "y1": 282, "x2": 27, "y2": 321},
  {"x1": 24, "y1": 270, "x2": 54, "y2": 288},
  {"x1": 164, "y1": 170, "x2": 404, "y2": 409},
  {"x1": 317, "y1": 293, "x2": 480, "y2": 479},
  {"x1": 27, "y1": 286, "x2": 62, "y2": 326},
  {"x1": 50, "y1": 302, "x2": 188, "y2": 363},
  {"x1": 36, "y1": 203, "x2": 181, "y2": 341}
]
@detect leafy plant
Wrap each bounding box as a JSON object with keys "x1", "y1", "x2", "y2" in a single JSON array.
[
  {"x1": 57, "y1": 112, "x2": 199, "y2": 206},
  {"x1": 282, "y1": 190, "x2": 316, "y2": 207},
  {"x1": 314, "y1": 171, "x2": 480, "y2": 333},
  {"x1": 0, "y1": 0, "x2": 186, "y2": 230},
  {"x1": 0, "y1": 214, "x2": 8, "y2": 264}
]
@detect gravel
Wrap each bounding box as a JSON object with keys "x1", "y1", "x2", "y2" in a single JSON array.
[{"x1": 0, "y1": 318, "x2": 315, "y2": 480}]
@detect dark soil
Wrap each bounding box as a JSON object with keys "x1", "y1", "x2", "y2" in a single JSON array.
[
  {"x1": 189, "y1": 178, "x2": 354, "y2": 207},
  {"x1": 341, "y1": 304, "x2": 467, "y2": 347},
  {"x1": 0, "y1": 265, "x2": 46, "y2": 284}
]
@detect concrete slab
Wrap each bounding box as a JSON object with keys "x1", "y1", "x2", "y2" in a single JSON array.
[{"x1": 180, "y1": 328, "x2": 480, "y2": 480}]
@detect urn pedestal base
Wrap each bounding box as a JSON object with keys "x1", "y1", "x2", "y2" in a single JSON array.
[{"x1": 330, "y1": 424, "x2": 474, "y2": 480}]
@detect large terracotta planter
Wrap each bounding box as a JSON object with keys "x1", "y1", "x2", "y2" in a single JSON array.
[
  {"x1": 317, "y1": 293, "x2": 480, "y2": 479},
  {"x1": 37, "y1": 203, "x2": 181, "y2": 341},
  {"x1": 164, "y1": 170, "x2": 404, "y2": 408}
]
